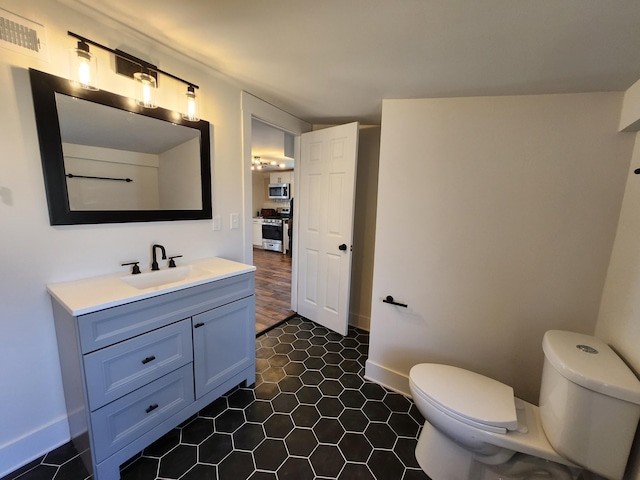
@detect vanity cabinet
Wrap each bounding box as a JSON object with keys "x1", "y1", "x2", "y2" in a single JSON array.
[{"x1": 50, "y1": 268, "x2": 255, "y2": 480}]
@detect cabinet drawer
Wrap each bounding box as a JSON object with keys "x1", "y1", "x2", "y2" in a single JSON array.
[
  {"x1": 91, "y1": 364, "x2": 194, "y2": 463},
  {"x1": 84, "y1": 319, "x2": 192, "y2": 411},
  {"x1": 78, "y1": 273, "x2": 254, "y2": 353}
]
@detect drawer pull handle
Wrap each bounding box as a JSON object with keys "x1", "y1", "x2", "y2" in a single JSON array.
[
  {"x1": 141, "y1": 355, "x2": 156, "y2": 364},
  {"x1": 194, "y1": 322, "x2": 205, "y2": 328},
  {"x1": 145, "y1": 404, "x2": 159, "y2": 414}
]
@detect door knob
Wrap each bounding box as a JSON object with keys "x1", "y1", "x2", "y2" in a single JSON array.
[{"x1": 338, "y1": 244, "x2": 347, "y2": 251}]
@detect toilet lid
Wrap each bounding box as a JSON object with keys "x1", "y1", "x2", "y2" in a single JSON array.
[{"x1": 410, "y1": 364, "x2": 518, "y2": 432}]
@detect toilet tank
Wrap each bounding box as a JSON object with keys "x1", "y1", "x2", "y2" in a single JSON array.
[{"x1": 539, "y1": 330, "x2": 640, "y2": 480}]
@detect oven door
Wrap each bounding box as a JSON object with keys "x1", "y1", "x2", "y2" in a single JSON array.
[{"x1": 262, "y1": 223, "x2": 283, "y2": 242}]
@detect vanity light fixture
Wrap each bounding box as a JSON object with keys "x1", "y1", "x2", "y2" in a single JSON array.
[
  {"x1": 69, "y1": 39, "x2": 98, "y2": 90},
  {"x1": 67, "y1": 31, "x2": 200, "y2": 115}
]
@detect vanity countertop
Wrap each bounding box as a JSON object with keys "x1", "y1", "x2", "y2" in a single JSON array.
[{"x1": 47, "y1": 257, "x2": 256, "y2": 316}]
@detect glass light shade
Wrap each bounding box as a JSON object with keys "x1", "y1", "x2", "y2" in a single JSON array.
[
  {"x1": 69, "y1": 43, "x2": 98, "y2": 90},
  {"x1": 182, "y1": 85, "x2": 199, "y2": 121},
  {"x1": 134, "y1": 72, "x2": 158, "y2": 108}
]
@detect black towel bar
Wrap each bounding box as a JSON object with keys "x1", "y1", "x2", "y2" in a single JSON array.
[{"x1": 383, "y1": 295, "x2": 408, "y2": 308}]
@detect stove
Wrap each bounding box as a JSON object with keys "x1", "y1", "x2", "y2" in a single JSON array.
[{"x1": 262, "y1": 217, "x2": 284, "y2": 252}]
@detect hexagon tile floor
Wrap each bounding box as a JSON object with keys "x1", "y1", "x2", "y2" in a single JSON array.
[{"x1": 4, "y1": 316, "x2": 430, "y2": 480}]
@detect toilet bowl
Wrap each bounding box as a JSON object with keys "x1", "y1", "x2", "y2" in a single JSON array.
[
  {"x1": 415, "y1": 420, "x2": 574, "y2": 480},
  {"x1": 408, "y1": 331, "x2": 640, "y2": 480}
]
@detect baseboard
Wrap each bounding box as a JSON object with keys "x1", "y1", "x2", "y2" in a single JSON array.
[
  {"x1": 364, "y1": 359, "x2": 411, "y2": 397},
  {"x1": 349, "y1": 312, "x2": 370, "y2": 331},
  {"x1": 0, "y1": 415, "x2": 69, "y2": 478}
]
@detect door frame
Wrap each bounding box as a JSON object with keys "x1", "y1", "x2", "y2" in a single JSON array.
[{"x1": 241, "y1": 92, "x2": 312, "y2": 311}]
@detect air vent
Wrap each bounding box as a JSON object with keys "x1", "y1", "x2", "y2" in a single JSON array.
[{"x1": 0, "y1": 8, "x2": 48, "y2": 61}]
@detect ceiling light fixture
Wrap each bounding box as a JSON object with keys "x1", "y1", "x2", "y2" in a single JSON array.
[
  {"x1": 67, "y1": 32, "x2": 200, "y2": 117},
  {"x1": 251, "y1": 156, "x2": 287, "y2": 170}
]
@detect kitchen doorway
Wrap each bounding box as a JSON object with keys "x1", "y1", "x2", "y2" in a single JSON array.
[
  {"x1": 251, "y1": 118, "x2": 296, "y2": 334},
  {"x1": 241, "y1": 93, "x2": 311, "y2": 334}
]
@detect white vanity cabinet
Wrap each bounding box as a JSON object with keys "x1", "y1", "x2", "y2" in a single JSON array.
[{"x1": 49, "y1": 261, "x2": 255, "y2": 480}]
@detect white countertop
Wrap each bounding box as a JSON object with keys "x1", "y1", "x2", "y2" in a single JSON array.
[{"x1": 47, "y1": 257, "x2": 256, "y2": 316}]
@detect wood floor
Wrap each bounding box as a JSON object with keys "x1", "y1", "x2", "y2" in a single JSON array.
[{"x1": 253, "y1": 247, "x2": 295, "y2": 334}]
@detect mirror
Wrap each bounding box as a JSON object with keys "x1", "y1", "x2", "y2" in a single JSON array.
[{"x1": 29, "y1": 69, "x2": 212, "y2": 225}]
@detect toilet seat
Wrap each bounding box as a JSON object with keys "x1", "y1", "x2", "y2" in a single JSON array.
[{"x1": 410, "y1": 364, "x2": 518, "y2": 434}]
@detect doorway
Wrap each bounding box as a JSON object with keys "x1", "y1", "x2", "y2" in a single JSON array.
[
  {"x1": 241, "y1": 92, "x2": 311, "y2": 333},
  {"x1": 251, "y1": 118, "x2": 296, "y2": 334}
]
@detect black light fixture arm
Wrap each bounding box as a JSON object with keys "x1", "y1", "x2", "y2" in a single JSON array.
[{"x1": 67, "y1": 31, "x2": 199, "y2": 90}]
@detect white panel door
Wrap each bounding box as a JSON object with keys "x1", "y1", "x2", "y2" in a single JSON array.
[{"x1": 297, "y1": 122, "x2": 359, "y2": 335}]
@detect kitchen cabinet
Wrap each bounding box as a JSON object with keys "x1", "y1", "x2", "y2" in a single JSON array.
[
  {"x1": 269, "y1": 171, "x2": 292, "y2": 185},
  {"x1": 252, "y1": 217, "x2": 263, "y2": 246},
  {"x1": 49, "y1": 263, "x2": 255, "y2": 480}
]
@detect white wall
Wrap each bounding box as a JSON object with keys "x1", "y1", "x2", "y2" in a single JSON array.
[
  {"x1": 0, "y1": 1, "x2": 248, "y2": 475},
  {"x1": 64, "y1": 144, "x2": 161, "y2": 210},
  {"x1": 366, "y1": 94, "x2": 634, "y2": 403},
  {"x1": 159, "y1": 137, "x2": 201, "y2": 210},
  {"x1": 596, "y1": 94, "x2": 640, "y2": 479}
]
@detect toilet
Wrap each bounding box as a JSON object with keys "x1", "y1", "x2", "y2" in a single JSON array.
[{"x1": 409, "y1": 330, "x2": 640, "y2": 480}]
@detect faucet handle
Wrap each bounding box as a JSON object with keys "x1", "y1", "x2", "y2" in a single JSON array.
[
  {"x1": 168, "y1": 255, "x2": 182, "y2": 268},
  {"x1": 121, "y1": 261, "x2": 141, "y2": 275}
]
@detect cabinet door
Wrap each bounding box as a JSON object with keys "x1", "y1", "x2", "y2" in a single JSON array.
[
  {"x1": 269, "y1": 172, "x2": 292, "y2": 185},
  {"x1": 252, "y1": 220, "x2": 263, "y2": 246},
  {"x1": 192, "y1": 296, "x2": 255, "y2": 398}
]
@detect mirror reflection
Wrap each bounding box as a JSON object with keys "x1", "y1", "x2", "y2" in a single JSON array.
[{"x1": 56, "y1": 93, "x2": 202, "y2": 211}]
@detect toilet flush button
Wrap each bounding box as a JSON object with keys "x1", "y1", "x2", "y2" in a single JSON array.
[{"x1": 576, "y1": 344, "x2": 598, "y2": 354}]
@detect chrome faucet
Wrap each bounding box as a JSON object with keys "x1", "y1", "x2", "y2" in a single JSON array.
[{"x1": 151, "y1": 244, "x2": 166, "y2": 271}]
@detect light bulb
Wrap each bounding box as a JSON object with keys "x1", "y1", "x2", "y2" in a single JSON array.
[
  {"x1": 69, "y1": 41, "x2": 98, "y2": 90},
  {"x1": 182, "y1": 85, "x2": 199, "y2": 121},
  {"x1": 134, "y1": 72, "x2": 157, "y2": 108}
]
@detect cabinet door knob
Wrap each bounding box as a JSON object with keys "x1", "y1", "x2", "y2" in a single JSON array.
[
  {"x1": 141, "y1": 355, "x2": 156, "y2": 364},
  {"x1": 145, "y1": 404, "x2": 159, "y2": 414}
]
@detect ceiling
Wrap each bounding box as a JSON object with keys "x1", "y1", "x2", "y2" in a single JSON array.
[
  {"x1": 64, "y1": 0, "x2": 640, "y2": 125},
  {"x1": 251, "y1": 119, "x2": 295, "y2": 171}
]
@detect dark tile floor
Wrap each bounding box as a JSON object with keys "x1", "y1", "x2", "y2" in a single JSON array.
[{"x1": 4, "y1": 316, "x2": 429, "y2": 480}]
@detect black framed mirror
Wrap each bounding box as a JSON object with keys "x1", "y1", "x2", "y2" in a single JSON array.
[{"x1": 29, "y1": 69, "x2": 212, "y2": 225}]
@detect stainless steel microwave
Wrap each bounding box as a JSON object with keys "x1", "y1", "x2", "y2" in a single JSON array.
[{"x1": 268, "y1": 183, "x2": 290, "y2": 199}]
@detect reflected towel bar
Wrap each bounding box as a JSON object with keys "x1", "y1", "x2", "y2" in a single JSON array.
[{"x1": 66, "y1": 173, "x2": 133, "y2": 182}]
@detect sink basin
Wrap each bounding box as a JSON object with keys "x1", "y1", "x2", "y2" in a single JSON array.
[{"x1": 121, "y1": 265, "x2": 194, "y2": 290}]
